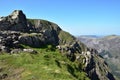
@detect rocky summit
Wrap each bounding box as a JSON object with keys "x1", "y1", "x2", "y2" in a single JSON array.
[{"x1": 0, "y1": 10, "x2": 115, "y2": 80}]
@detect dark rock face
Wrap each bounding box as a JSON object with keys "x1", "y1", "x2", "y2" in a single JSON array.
[
  {"x1": 0, "y1": 10, "x2": 115, "y2": 80},
  {"x1": 107, "y1": 72, "x2": 115, "y2": 80},
  {"x1": 18, "y1": 30, "x2": 60, "y2": 47},
  {"x1": 0, "y1": 10, "x2": 27, "y2": 32},
  {"x1": 26, "y1": 19, "x2": 61, "y2": 46},
  {"x1": 19, "y1": 33, "x2": 45, "y2": 47},
  {"x1": 0, "y1": 10, "x2": 61, "y2": 48},
  {"x1": 0, "y1": 31, "x2": 21, "y2": 52}
]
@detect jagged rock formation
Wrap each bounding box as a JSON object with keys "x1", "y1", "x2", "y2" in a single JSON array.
[
  {"x1": 0, "y1": 10, "x2": 27, "y2": 32},
  {"x1": 78, "y1": 35, "x2": 120, "y2": 79},
  {"x1": 0, "y1": 10, "x2": 115, "y2": 80}
]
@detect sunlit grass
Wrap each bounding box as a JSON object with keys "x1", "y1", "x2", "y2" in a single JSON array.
[{"x1": 0, "y1": 45, "x2": 89, "y2": 80}]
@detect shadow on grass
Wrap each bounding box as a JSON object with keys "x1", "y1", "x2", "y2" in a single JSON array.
[{"x1": 67, "y1": 64, "x2": 77, "y2": 78}]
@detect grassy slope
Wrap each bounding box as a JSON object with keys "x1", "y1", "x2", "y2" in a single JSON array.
[
  {"x1": 58, "y1": 30, "x2": 76, "y2": 44},
  {"x1": 0, "y1": 45, "x2": 89, "y2": 80}
]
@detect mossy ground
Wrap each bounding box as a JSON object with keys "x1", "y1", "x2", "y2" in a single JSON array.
[{"x1": 0, "y1": 45, "x2": 90, "y2": 80}]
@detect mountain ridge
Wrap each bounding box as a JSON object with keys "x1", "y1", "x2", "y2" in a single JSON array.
[
  {"x1": 78, "y1": 35, "x2": 120, "y2": 79},
  {"x1": 0, "y1": 10, "x2": 115, "y2": 80}
]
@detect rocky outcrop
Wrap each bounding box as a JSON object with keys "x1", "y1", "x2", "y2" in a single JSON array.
[
  {"x1": 0, "y1": 10, "x2": 27, "y2": 32},
  {"x1": 57, "y1": 41, "x2": 115, "y2": 80},
  {"x1": 78, "y1": 35, "x2": 120, "y2": 79},
  {"x1": 0, "y1": 10, "x2": 115, "y2": 80},
  {"x1": 85, "y1": 50, "x2": 115, "y2": 80},
  {"x1": 0, "y1": 31, "x2": 21, "y2": 52},
  {"x1": 19, "y1": 29, "x2": 60, "y2": 47}
]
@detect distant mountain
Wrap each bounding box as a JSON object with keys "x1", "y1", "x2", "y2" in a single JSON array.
[
  {"x1": 0, "y1": 10, "x2": 115, "y2": 80},
  {"x1": 78, "y1": 35, "x2": 120, "y2": 79},
  {"x1": 79, "y1": 35, "x2": 102, "y2": 38}
]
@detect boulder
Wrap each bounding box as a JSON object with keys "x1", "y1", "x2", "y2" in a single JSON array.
[
  {"x1": 10, "y1": 49, "x2": 22, "y2": 54},
  {"x1": 0, "y1": 46, "x2": 10, "y2": 53},
  {"x1": 23, "y1": 49, "x2": 37, "y2": 54},
  {"x1": 18, "y1": 34, "x2": 45, "y2": 47}
]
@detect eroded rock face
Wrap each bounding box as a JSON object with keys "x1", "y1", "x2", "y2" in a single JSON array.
[
  {"x1": 56, "y1": 41, "x2": 115, "y2": 80},
  {"x1": 18, "y1": 30, "x2": 60, "y2": 47},
  {"x1": 0, "y1": 31, "x2": 21, "y2": 52},
  {"x1": 19, "y1": 33, "x2": 45, "y2": 47},
  {"x1": 26, "y1": 19, "x2": 61, "y2": 45},
  {"x1": 0, "y1": 10, "x2": 61, "y2": 48},
  {"x1": 0, "y1": 10, "x2": 27, "y2": 32},
  {"x1": 0, "y1": 10, "x2": 115, "y2": 80}
]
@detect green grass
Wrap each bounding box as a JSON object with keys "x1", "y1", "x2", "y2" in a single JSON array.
[
  {"x1": 58, "y1": 31, "x2": 76, "y2": 45},
  {"x1": 27, "y1": 19, "x2": 53, "y2": 30},
  {"x1": 0, "y1": 46, "x2": 90, "y2": 80}
]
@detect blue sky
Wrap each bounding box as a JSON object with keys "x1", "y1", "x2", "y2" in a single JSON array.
[{"x1": 0, "y1": 0, "x2": 120, "y2": 35}]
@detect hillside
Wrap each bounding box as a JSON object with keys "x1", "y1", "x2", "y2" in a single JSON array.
[
  {"x1": 0, "y1": 10, "x2": 115, "y2": 80},
  {"x1": 78, "y1": 35, "x2": 120, "y2": 79}
]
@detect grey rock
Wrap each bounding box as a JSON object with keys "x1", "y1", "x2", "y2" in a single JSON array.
[
  {"x1": 0, "y1": 10, "x2": 28, "y2": 32},
  {"x1": 19, "y1": 34, "x2": 44, "y2": 47},
  {"x1": 78, "y1": 35, "x2": 120, "y2": 79},
  {"x1": 0, "y1": 46, "x2": 10, "y2": 52},
  {"x1": 10, "y1": 49, "x2": 22, "y2": 54},
  {"x1": 23, "y1": 49, "x2": 37, "y2": 54}
]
